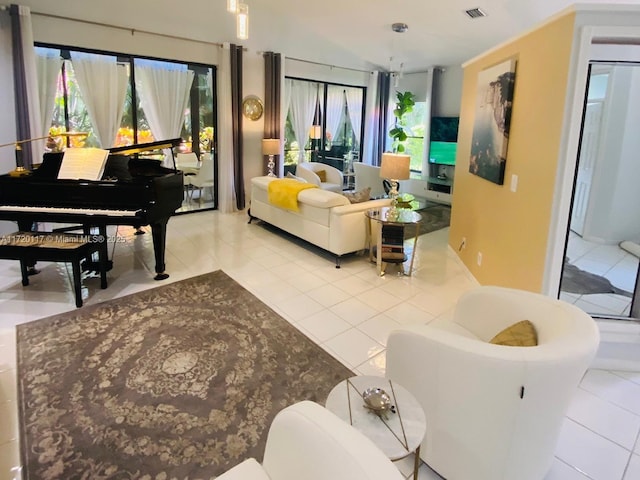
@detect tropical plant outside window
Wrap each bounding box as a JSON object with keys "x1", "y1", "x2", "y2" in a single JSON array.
[
  {"x1": 401, "y1": 101, "x2": 427, "y2": 175},
  {"x1": 40, "y1": 46, "x2": 216, "y2": 157}
]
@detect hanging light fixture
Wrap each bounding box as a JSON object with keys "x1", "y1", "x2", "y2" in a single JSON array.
[
  {"x1": 227, "y1": 0, "x2": 238, "y2": 13},
  {"x1": 237, "y1": 3, "x2": 249, "y2": 40}
]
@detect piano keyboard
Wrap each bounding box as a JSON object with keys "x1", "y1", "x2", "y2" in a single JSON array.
[{"x1": 0, "y1": 205, "x2": 140, "y2": 217}]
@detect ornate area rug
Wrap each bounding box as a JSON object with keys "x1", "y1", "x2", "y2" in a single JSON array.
[
  {"x1": 17, "y1": 270, "x2": 352, "y2": 479},
  {"x1": 561, "y1": 259, "x2": 632, "y2": 297}
]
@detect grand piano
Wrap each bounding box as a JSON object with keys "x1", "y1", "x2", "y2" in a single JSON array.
[{"x1": 0, "y1": 138, "x2": 184, "y2": 280}]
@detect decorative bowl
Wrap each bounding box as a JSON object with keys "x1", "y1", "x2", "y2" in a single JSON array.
[{"x1": 362, "y1": 387, "x2": 392, "y2": 413}]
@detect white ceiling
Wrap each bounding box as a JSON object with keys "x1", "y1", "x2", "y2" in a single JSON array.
[{"x1": 21, "y1": 0, "x2": 640, "y2": 72}]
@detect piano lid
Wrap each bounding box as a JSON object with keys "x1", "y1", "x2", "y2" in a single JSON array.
[{"x1": 109, "y1": 138, "x2": 183, "y2": 155}]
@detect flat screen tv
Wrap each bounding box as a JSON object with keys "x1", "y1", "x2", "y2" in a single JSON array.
[{"x1": 429, "y1": 116, "x2": 459, "y2": 166}]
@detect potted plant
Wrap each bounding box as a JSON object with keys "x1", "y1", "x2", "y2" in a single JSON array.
[{"x1": 389, "y1": 90, "x2": 416, "y2": 153}]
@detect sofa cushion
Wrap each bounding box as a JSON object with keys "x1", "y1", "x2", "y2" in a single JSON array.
[
  {"x1": 489, "y1": 320, "x2": 538, "y2": 347},
  {"x1": 316, "y1": 169, "x2": 327, "y2": 182},
  {"x1": 298, "y1": 187, "x2": 350, "y2": 208}
]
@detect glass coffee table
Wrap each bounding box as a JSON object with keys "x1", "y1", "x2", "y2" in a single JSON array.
[{"x1": 325, "y1": 375, "x2": 426, "y2": 479}]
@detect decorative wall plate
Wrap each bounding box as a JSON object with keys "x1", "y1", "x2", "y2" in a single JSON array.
[{"x1": 242, "y1": 95, "x2": 264, "y2": 120}]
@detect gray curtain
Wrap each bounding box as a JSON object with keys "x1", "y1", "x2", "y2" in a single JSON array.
[
  {"x1": 372, "y1": 72, "x2": 390, "y2": 166},
  {"x1": 230, "y1": 44, "x2": 244, "y2": 210},
  {"x1": 263, "y1": 52, "x2": 281, "y2": 175},
  {"x1": 10, "y1": 4, "x2": 32, "y2": 169}
]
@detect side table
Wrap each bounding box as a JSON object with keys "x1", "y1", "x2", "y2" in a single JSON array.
[
  {"x1": 325, "y1": 375, "x2": 426, "y2": 480},
  {"x1": 365, "y1": 207, "x2": 422, "y2": 276}
]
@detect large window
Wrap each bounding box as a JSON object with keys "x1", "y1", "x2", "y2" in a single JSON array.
[
  {"x1": 284, "y1": 78, "x2": 365, "y2": 172},
  {"x1": 400, "y1": 101, "x2": 427, "y2": 175},
  {"x1": 38, "y1": 45, "x2": 216, "y2": 157}
]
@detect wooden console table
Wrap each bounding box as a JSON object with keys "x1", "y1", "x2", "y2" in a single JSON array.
[{"x1": 0, "y1": 231, "x2": 108, "y2": 307}]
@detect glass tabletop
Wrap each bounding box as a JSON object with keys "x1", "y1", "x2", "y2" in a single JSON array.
[{"x1": 365, "y1": 207, "x2": 422, "y2": 225}]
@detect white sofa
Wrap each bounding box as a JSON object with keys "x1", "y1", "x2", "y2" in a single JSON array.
[
  {"x1": 249, "y1": 176, "x2": 390, "y2": 266},
  {"x1": 216, "y1": 401, "x2": 404, "y2": 480},
  {"x1": 386, "y1": 286, "x2": 600, "y2": 480}
]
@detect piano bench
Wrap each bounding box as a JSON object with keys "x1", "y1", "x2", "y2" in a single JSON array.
[{"x1": 0, "y1": 231, "x2": 108, "y2": 308}]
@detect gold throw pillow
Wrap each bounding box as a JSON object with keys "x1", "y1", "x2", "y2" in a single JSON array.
[
  {"x1": 316, "y1": 169, "x2": 327, "y2": 182},
  {"x1": 489, "y1": 320, "x2": 538, "y2": 347}
]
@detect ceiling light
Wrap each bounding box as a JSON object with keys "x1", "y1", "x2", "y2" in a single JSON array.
[
  {"x1": 465, "y1": 8, "x2": 486, "y2": 19},
  {"x1": 237, "y1": 3, "x2": 249, "y2": 40},
  {"x1": 391, "y1": 23, "x2": 409, "y2": 33}
]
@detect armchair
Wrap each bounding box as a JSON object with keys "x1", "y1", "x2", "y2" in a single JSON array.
[
  {"x1": 296, "y1": 162, "x2": 343, "y2": 193},
  {"x1": 386, "y1": 286, "x2": 600, "y2": 480},
  {"x1": 353, "y1": 163, "x2": 386, "y2": 198},
  {"x1": 216, "y1": 400, "x2": 404, "y2": 480}
]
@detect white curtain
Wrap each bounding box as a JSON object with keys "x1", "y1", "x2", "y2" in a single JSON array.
[
  {"x1": 325, "y1": 86, "x2": 344, "y2": 146},
  {"x1": 35, "y1": 47, "x2": 62, "y2": 138},
  {"x1": 362, "y1": 71, "x2": 379, "y2": 165},
  {"x1": 345, "y1": 87, "x2": 364, "y2": 148},
  {"x1": 71, "y1": 52, "x2": 128, "y2": 148},
  {"x1": 135, "y1": 59, "x2": 194, "y2": 165},
  {"x1": 216, "y1": 43, "x2": 237, "y2": 213},
  {"x1": 289, "y1": 79, "x2": 318, "y2": 162}
]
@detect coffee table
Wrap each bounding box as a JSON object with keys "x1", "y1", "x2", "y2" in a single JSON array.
[{"x1": 325, "y1": 375, "x2": 426, "y2": 480}]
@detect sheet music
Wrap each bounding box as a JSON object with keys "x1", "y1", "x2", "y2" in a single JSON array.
[{"x1": 57, "y1": 148, "x2": 110, "y2": 180}]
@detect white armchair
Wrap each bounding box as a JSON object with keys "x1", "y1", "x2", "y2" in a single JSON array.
[
  {"x1": 296, "y1": 162, "x2": 343, "y2": 193},
  {"x1": 216, "y1": 400, "x2": 404, "y2": 480},
  {"x1": 353, "y1": 162, "x2": 386, "y2": 198},
  {"x1": 386, "y1": 286, "x2": 600, "y2": 480}
]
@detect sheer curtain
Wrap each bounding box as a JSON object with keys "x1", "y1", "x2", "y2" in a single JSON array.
[
  {"x1": 71, "y1": 52, "x2": 127, "y2": 148},
  {"x1": 289, "y1": 79, "x2": 318, "y2": 162},
  {"x1": 216, "y1": 43, "x2": 237, "y2": 213},
  {"x1": 35, "y1": 47, "x2": 62, "y2": 138},
  {"x1": 325, "y1": 86, "x2": 344, "y2": 146},
  {"x1": 135, "y1": 59, "x2": 194, "y2": 164},
  {"x1": 345, "y1": 87, "x2": 364, "y2": 148}
]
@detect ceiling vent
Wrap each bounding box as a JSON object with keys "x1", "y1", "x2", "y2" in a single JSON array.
[{"x1": 465, "y1": 8, "x2": 486, "y2": 19}]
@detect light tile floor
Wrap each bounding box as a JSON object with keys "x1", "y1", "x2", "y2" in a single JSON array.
[
  {"x1": 0, "y1": 210, "x2": 639, "y2": 479},
  {"x1": 561, "y1": 231, "x2": 639, "y2": 318}
]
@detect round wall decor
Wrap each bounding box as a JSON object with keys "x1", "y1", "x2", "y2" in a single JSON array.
[{"x1": 242, "y1": 95, "x2": 264, "y2": 120}]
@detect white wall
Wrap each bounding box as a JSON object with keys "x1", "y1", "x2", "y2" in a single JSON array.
[{"x1": 433, "y1": 66, "x2": 463, "y2": 117}]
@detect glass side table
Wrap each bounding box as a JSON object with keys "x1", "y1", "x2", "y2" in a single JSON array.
[
  {"x1": 365, "y1": 207, "x2": 422, "y2": 276},
  {"x1": 325, "y1": 375, "x2": 426, "y2": 480}
]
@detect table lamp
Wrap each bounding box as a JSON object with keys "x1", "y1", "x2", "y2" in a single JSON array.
[
  {"x1": 262, "y1": 138, "x2": 281, "y2": 177},
  {"x1": 380, "y1": 152, "x2": 411, "y2": 218},
  {"x1": 309, "y1": 125, "x2": 321, "y2": 161},
  {"x1": 0, "y1": 132, "x2": 87, "y2": 177}
]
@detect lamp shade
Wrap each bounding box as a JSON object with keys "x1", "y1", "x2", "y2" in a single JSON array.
[
  {"x1": 380, "y1": 153, "x2": 411, "y2": 180},
  {"x1": 309, "y1": 125, "x2": 322, "y2": 140},
  {"x1": 262, "y1": 138, "x2": 281, "y2": 155}
]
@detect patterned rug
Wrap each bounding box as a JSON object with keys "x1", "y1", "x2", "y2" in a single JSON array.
[
  {"x1": 17, "y1": 270, "x2": 352, "y2": 479},
  {"x1": 404, "y1": 203, "x2": 451, "y2": 239}
]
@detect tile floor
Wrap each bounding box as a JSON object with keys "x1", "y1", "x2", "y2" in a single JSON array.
[
  {"x1": 561, "y1": 231, "x2": 639, "y2": 318},
  {"x1": 0, "y1": 209, "x2": 639, "y2": 479}
]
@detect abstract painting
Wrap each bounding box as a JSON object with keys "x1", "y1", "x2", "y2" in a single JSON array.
[{"x1": 469, "y1": 58, "x2": 517, "y2": 185}]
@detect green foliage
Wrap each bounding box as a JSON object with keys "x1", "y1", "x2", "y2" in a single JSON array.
[{"x1": 390, "y1": 91, "x2": 416, "y2": 153}]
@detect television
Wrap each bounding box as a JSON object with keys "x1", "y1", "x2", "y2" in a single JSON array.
[{"x1": 429, "y1": 117, "x2": 459, "y2": 166}]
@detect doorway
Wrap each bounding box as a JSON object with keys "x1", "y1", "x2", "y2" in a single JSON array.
[{"x1": 560, "y1": 63, "x2": 640, "y2": 319}]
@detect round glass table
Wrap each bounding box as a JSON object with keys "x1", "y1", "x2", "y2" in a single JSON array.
[{"x1": 325, "y1": 375, "x2": 426, "y2": 479}]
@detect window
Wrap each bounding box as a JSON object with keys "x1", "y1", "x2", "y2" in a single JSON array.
[
  {"x1": 284, "y1": 78, "x2": 365, "y2": 172},
  {"x1": 400, "y1": 101, "x2": 427, "y2": 175},
  {"x1": 38, "y1": 45, "x2": 216, "y2": 157}
]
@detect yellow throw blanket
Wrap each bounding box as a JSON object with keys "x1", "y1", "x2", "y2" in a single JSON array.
[{"x1": 267, "y1": 179, "x2": 318, "y2": 212}]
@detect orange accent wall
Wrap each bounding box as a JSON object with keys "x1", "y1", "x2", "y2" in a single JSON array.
[{"x1": 449, "y1": 12, "x2": 576, "y2": 292}]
